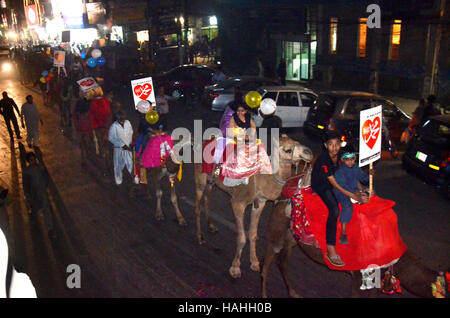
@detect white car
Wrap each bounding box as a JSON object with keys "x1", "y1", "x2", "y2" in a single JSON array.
[{"x1": 252, "y1": 86, "x2": 318, "y2": 128}]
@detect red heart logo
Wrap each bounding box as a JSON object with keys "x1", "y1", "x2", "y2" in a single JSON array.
[
  {"x1": 134, "y1": 83, "x2": 152, "y2": 100},
  {"x1": 80, "y1": 79, "x2": 94, "y2": 87},
  {"x1": 361, "y1": 117, "x2": 381, "y2": 149}
]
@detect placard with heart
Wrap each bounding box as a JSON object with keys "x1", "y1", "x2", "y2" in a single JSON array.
[
  {"x1": 359, "y1": 105, "x2": 382, "y2": 167},
  {"x1": 77, "y1": 77, "x2": 99, "y2": 93},
  {"x1": 361, "y1": 117, "x2": 381, "y2": 149},
  {"x1": 133, "y1": 83, "x2": 152, "y2": 101},
  {"x1": 131, "y1": 77, "x2": 156, "y2": 109}
]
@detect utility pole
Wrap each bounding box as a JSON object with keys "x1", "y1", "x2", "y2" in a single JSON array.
[
  {"x1": 422, "y1": 0, "x2": 445, "y2": 97},
  {"x1": 184, "y1": 0, "x2": 189, "y2": 64}
]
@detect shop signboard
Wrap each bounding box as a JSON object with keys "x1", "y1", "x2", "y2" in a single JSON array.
[
  {"x1": 51, "y1": 0, "x2": 84, "y2": 29},
  {"x1": 25, "y1": 5, "x2": 40, "y2": 28}
]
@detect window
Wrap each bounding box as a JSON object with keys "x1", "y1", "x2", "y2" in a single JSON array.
[
  {"x1": 389, "y1": 20, "x2": 402, "y2": 60},
  {"x1": 329, "y1": 18, "x2": 338, "y2": 54},
  {"x1": 357, "y1": 18, "x2": 367, "y2": 58},
  {"x1": 374, "y1": 100, "x2": 399, "y2": 119},
  {"x1": 300, "y1": 93, "x2": 317, "y2": 107},
  {"x1": 345, "y1": 98, "x2": 371, "y2": 115},
  {"x1": 262, "y1": 91, "x2": 278, "y2": 102},
  {"x1": 277, "y1": 92, "x2": 299, "y2": 106}
]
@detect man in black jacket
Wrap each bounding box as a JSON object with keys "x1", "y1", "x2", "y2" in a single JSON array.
[{"x1": 0, "y1": 92, "x2": 22, "y2": 140}]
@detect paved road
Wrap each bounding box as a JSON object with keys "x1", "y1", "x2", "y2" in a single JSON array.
[{"x1": 0, "y1": 72, "x2": 448, "y2": 298}]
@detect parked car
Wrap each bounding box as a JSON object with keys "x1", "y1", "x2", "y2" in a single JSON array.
[
  {"x1": 251, "y1": 86, "x2": 318, "y2": 128},
  {"x1": 153, "y1": 64, "x2": 215, "y2": 99},
  {"x1": 402, "y1": 115, "x2": 450, "y2": 199},
  {"x1": 203, "y1": 76, "x2": 278, "y2": 111},
  {"x1": 304, "y1": 91, "x2": 410, "y2": 147}
]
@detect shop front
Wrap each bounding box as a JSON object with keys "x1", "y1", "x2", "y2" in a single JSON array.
[{"x1": 273, "y1": 34, "x2": 316, "y2": 82}]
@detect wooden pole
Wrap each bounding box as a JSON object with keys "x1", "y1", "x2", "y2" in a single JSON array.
[{"x1": 369, "y1": 162, "x2": 373, "y2": 198}]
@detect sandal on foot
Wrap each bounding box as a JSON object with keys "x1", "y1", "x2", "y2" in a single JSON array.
[{"x1": 326, "y1": 254, "x2": 345, "y2": 267}]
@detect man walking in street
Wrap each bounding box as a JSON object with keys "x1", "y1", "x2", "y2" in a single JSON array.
[
  {"x1": 108, "y1": 110, "x2": 134, "y2": 185},
  {"x1": 0, "y1": 92, "x2": 22, "y2": 140},
  {"x1": 22, "y1": 152, "x2": 55, "y2": 240},
  {"x1": 21, "y1": 95, "x2": 43, "y2": 148}
]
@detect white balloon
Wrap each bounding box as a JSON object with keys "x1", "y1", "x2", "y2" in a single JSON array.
[
  {"x1": 91, "y1": 49, "x2": 102, "y2": 59},
  {"x1": 172, "y1": 90, "x2": 180, "y2": 99},
  {"x1": 259, "y1": 98, "x2": 277, "y2": 116},
  {"x1": 136, "y1": 100, "x2": 151, "y2": 113}
]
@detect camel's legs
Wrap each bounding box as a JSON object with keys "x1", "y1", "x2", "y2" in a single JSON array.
[
  {"x1": 277, "y1": 235, "x2": 300, "y2": 298},
  {"x1": 204, "y1": 182, "x2": 218, "y2": 233},
  {"x1": 260, "y1": 244, "x2": 278, "y2": 298},
  {"x1": 194, "y1": 174, "x2": 207, "y2": 244},
  {"x1": 155, "y1": 182, "x2": 164, "y2": 221},
  {"x1": 249, "y1": 198, "x2": 267, "y2": 272},
  {"x1": 170, "y1": 182, "x2": 186, "y2": 226},
  {"x1": 229, "y1": 199, "x2": 246, "y2": 278}
]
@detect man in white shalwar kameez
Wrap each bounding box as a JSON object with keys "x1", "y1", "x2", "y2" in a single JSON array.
[{"x1": 108, "y1": 110, "x2": 134, "y2": 185}]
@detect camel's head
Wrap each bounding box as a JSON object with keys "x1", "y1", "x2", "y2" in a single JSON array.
[{"x1": 278, "y1": 134, "x2": 313, "y2": 165}]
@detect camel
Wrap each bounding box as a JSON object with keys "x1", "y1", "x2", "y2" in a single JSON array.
[
  {"x1": 260, "y1": 170, "x2": 441, "y2": 298},
  {"x1": 194, "y1": 135, "x2": 314, "y2": 278},
  {"x1": 145, "y1": 148, "x2": 186, "y2": 226}
]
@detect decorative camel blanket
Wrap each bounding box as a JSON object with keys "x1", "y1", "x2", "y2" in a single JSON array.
[
  {"x1": 289, "y1": 186, "x2": 407, "y2": 271},
  {"x1": 201, "y1": 138, "x2": 272, "y2": 180},
  {"x1": 137, "y1": 134, "x2": 174, "y2": 168}
]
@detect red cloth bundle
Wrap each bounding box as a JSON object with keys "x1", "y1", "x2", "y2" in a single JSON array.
[
  {"x1": 299, "y1": 190, "x2": 407, "y2": 271},
  {"x1": 89, "y1": 97, "x2": 111, "y2": 129}
]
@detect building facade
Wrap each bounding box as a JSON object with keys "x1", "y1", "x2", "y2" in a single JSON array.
[{"x1": 311, "y1": 0, "x2": 449, "y2": 100}]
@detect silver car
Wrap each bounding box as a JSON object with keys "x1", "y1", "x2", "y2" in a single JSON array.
[
  {"x1": 203, "y1": 76, "x2": 278, "y2": 111},
  {"x1": 252, "y1": 86, "x2": 319, "y2": 128}
]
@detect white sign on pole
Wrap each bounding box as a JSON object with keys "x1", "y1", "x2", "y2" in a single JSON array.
[
  {"x1": 131, "y1": 77, "x2": 156, "y2": 109},
  {"x1": 77, "y1": 77, "x2": 99, "y2": 93},
  {"x1": 53, "y1": 50, "x2": 65, "y2": 67},
  {"x1": 359, "y1": 105, "x2": 382, "y2": 167}
]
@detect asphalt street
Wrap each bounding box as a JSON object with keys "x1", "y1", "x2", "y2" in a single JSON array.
[{"x1": 0, "y1": 70, "x2": 448, "y2": 298}]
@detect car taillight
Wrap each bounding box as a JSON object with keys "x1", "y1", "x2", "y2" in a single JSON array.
[
  {"x1": 441, "y1": 151, "x2": 450, "y2": 168},
  {"x1": 209, "y1": 93, "x2": 219, "y2": 99}
]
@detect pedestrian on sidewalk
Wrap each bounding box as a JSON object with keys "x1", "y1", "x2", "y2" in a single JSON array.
[
  {"x1": 22, "y1": 152, "x2": 55, "y2": 240},
  {"x1": 108, "y1": 110, "x2": 135, "y2": 185},
  {"x1": 20, "y1": 95, "x2": 43, "y2": 148},
  {"x1": 0, "y1": 92, "x2": 22, "y2": 140},
  {"x1": 155, "y1": 86, "x2": 175, "y2": 131},
  {"x1": 277, "y1": 58, "x2": 286, "y2": 86},
  {"x1": 74, "y1": 97, "x2": 93, "y2": 167}
]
